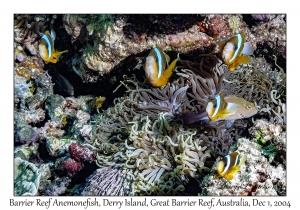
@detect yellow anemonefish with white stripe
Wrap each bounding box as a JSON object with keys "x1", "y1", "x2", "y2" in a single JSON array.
[
  {"x1": 219, "y1": 32, "x2": 253, "y2": 71},
  {"x1": 215, "y1": 151, "x2": 246, "y2": 180},
  {"x1": 144, "y1": 47, "x2": 178, "y2": 87},
  {"x1": 38, "y1": 30, "x2": 68, "y2": 64},
  {"x1": 206, "y1": 92, "x2": 257, "y2": 121}
]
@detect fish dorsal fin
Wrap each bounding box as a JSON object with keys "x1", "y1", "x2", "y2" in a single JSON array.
[
  {"x1": 219, "y1": 41, "x2": 225, "y2": 52},
  {"x1": 163, "y1": 52, "x2": 170, "y2": 67},
  {"x1": 50, "y1": 29, "x2": 56, "y2": 43}
]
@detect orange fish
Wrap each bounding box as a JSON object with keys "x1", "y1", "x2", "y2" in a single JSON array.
[
  {"x1": 38, "y1": 30, "x2": 67, "y2": 64},
  {"x1": 219, "y1": 32, "x2": 253, "y2": 71},
  {"x1": 216, "y1": 151, "x2": 246, "y2": 180},
  {"x1": 206, "y1": 93, "x2": 257, "y2": 121},
  {"x1": 144, "y1": 47, "x2": 178, "y2": 87}
]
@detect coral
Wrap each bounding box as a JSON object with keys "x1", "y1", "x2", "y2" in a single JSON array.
[
  {"x1": 14, "y1": 74, "x2": 33, "y2": 108},
  {"x1": 45, "y1": 94, "x2": 66, "y2": 119},
  {"x1": 249, "y1": 119, "x2": 283, "y2": 142},
  {"x1": 251, "y1": 15, "x2": 286, "y2": 55},
  {"x1": 80, "y1": 125, "x2": 93, "y2": 139},
  {"x1": 62, "y1": 158, "x2": 84, "y2": 174},
  {"x1": 46, "y1": 137, "x2": 76, "y2": 157},
  {"x1": 249, "y1": 119, "x2": 286, "y2": 165},
  {"x1": 69, "y1": 143, "x2": 96, "y2": 162},
  {"x1": 41, "y1": 177, "x2": 70, "y2": 196},
  {"x1": 251, "y1": 14, "x2": 276, "y2": 22},
  {"x1": 202, "y1": 138, "x2": 286, "y2": 196},
  {"x1": 63, "y1": 15, "x2": 214, "y2": 80},
  {"x1": 14, "y1": 157, "x2": 41, "y2": 196},
  {"x1": 14, "y1": 108, "x2": 45, "y2": 125},
  {"x1": 14, "y1": 123, "x2": 39, "y2": 144},
  {"x1": 39, "y1": 119, "x2": 65, "y2": 140},
  {"x1": 14, "y1": 144, "x2": 39, "y2": 161},
  {"x1": 61, "y1": 143, "x2": 96, "y2": 174},
  {"x1": 81, "y1": 164, "x2": 134, "y2": 196},
  {"x1": 75, "y1": 110, "x2": 91, "y2": 127}
]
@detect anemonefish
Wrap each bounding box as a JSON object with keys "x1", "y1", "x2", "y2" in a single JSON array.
[
  {"x1": 206, "y1": 92, "x2": 257, "y2": 121},
  {"x1": 144, "y1": 47, "x2": 178, "y2": 87},
  {"x1": 215, "y1": 151, "x2": 246, "y2": 180},
  {"x1": 38, "y1": 30, "x2": 68, "y2": 64},
  {"x1": 219, "y1": 32, "x2": 253, "y2": 71}
]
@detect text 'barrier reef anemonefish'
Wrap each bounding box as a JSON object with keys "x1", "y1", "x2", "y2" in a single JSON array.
[
  {"x1": 144, "y1": 47, "x2": 178, "y2": 87},
  {"x1": 206, "y1": 92, "x2": 257, "y2": 122},
  {"x1": 220, "y1": 32, "x2": 253, "y2": 71},
  {"x1": 215, "y1": 151, "x2": 246, "y2": 180},
  {"x1": 38, "y1": 30, "x2": 68, "y2": 64}
]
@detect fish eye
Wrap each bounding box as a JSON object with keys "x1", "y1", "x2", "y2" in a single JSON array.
[
  {"x1": 213, "y1": 103, "x2": 217, "y2": 108},
  {"x1": 234, "y1": 45, "x2": 238, "y2": 51},
  {"x1": 246, "y1": 104, "x2": 252, "y2": 110}
]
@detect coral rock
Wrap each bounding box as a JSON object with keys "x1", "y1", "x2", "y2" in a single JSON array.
[
  {"x1": 14, "y1": 157, "x2": 41, "y2": 196},
  {"x1": 69, "y1": 143, "x2": 96, "y2": 162},
  {"x1": 62, "y1": 158, "x2": 84, "y2": 174}
]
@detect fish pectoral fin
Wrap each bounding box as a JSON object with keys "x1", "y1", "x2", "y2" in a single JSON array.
[
  {"x1": 236, "y1": 55, "x2": 251, "y2": 65},
  {"x1": 53, "y1": 50, "x2": 68, "y2": 61},
  {"x1": 224, "y1": 167, "x2": 240, "y2": 180},
  {"x1": 228, "y1": 62, "x2": 238, "y2": 71}
]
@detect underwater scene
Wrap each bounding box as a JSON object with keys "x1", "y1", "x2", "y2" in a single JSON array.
[{"x1": 14, "y1": 14, "x2": 286, "y2": 196}]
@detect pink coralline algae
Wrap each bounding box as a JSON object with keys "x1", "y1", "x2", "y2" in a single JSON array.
[
  {"x1": 69, "y1": 143, "x2": 96, "y2": 162},
  {"x1": 62, "y1": 143, "x2": 96, "y2": 174},
  {"x1": 62, "y1": 158, "x2": 83, "y2": 174}
]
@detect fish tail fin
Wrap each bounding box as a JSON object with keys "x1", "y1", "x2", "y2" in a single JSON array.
[
  {"x1": 181, "y1": 111, "x2": 208, "y2": 125},
  {"x1": 162, "y1": 58, "x2": 178, "y2": 79},
  {"x1": 239, "y1": 154, "x2": 247, "y2": 166}
]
